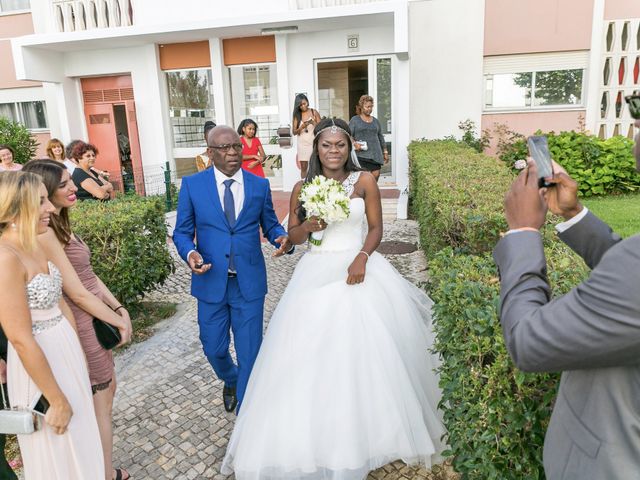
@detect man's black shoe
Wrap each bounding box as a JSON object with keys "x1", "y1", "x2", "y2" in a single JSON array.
[{"x1": 223, "y1": 384, "x2": 237, "y2": 413}]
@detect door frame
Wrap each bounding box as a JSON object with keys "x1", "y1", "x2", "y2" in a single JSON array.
[{"x1": 314, "y1": 54, "x2": 395, "y2": 183}]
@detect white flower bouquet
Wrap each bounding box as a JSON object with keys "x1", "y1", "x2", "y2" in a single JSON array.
[{"x1": 298, "y1": 175, "x2": 351, "y2": 245}]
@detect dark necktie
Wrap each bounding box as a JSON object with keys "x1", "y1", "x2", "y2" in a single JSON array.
[{"x1": 223, "y1": 179, "x2": 236, "y2": 271}]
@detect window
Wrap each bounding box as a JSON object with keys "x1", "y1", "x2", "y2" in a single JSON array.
[
  {"x1": 484, "y1": 69, "x2": 584, "y2": 110},
  {"x1": 229, "y1": 64, "x2": 279, "y2": 144},
  {"x1": 0, "y1": 101, "x2": 48, "y2": 129},
  {"x1": 0, "y1": 0, "x2": 30, "y2": 13},
  {"x1": 166, "y1": 68, "x2": 216, "y2": 148}
]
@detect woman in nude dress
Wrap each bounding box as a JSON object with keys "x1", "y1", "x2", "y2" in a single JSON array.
[{"x1": 292, "y1": 93, "x2": 321, "y2": 179}]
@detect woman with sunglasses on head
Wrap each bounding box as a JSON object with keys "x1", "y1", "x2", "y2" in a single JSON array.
[
  {"x1": 292, "y1": 93, "x2": 321, "y2": 179},
  {"x1": 222, "y1": 118, "x2": 445, "y2": 479},
  {"x1": 23, "y1": 159, "x2": 133, "y2": 480},
  {"x1": 0, "y1": 171, "x2": 105, "y2": 479},
  {"x1": 349, "y1": 95, "x2": 389, "y2": 182}
]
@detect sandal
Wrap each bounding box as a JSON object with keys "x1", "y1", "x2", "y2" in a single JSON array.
[{"x1": 113, "y1": 468, "x2": 130, "y2": 480}]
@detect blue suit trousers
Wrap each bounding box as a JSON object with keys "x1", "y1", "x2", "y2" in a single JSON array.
[{"x1": 197, "y1": 277, "x2": 264, "y2": 411}]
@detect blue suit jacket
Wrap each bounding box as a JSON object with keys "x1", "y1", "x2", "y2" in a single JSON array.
[{"x1": 173, "y1": 168, "x2": 287, "y2": 304}]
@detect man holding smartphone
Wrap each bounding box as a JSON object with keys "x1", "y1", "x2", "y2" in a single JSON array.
[{"x1": 493, "y1": 119, "x2": 640, "y2": 479}]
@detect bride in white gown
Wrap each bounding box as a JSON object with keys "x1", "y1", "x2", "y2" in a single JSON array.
[{"x1": 222, "y1": 118, "x2": 445, "y2": 479}]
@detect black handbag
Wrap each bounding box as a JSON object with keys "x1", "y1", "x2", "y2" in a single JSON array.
[{"x1": 92, "y1": 318, "x2": 121, "y2": 350}]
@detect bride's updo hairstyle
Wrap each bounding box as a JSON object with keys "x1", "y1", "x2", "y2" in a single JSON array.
[
  {"x1": 304, "y1": 117, "x2": 360, "y2": 184},
  {"x1": 0, "y1": 171, "x2": 43, "y2": 251}
]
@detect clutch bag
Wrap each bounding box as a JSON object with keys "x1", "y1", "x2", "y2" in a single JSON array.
[
  {"x1": 0, "y1": 409, "x2": 41, "y2": 435},
  {"x1": 92, "y1": 318, "x2": 121, "y2": 350}
]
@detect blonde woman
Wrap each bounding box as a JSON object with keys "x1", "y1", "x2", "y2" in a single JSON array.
[
  {"x1": 0, "y1": 171, "x2": 104, "y2": 479},
  {"x1": 45, "y1": 139, "x2": 65, "y2": 163}
]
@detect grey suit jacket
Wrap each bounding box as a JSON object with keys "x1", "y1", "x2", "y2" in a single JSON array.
[{"x1": 493, "y1": 212, "x2": 640, "y2": 480}]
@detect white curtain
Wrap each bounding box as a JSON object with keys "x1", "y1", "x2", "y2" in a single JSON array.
[{"x1": 0, "y1": 0, "x2": 31, "y2": 12}]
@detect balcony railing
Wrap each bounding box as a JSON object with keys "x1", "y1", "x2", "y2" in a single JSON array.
[
  {"x1": 52, "y1": 0, "x2": 133, "y2": 32},
  {"x1": 289, "y1": 0, "x2": 386, "y2": 8}
]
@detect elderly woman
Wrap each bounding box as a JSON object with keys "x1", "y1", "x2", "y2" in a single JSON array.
[
  {"x1": 0, "y1": 144, "x2": 22, "y2": 172},
  {"x1": 70, "y1": 142, "x2": 113, "y2": 201},
  {"x1": 349, "y1": 95, "x2": 389, "y2": 182}
]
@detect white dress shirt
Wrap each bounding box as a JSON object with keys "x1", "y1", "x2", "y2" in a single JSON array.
[
  {"x1": 63, "y1": 159, "x2": 77, "y2": 174},
  {"x1": 213, "y1": 166, "x2": 244, "y2": 217}
]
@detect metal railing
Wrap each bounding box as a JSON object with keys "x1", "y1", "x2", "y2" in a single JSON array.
[{"x1": 51, "y1": 0, "x2": 133, "y2": 32}]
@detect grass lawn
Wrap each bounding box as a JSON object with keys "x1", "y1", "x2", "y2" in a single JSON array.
[
  {"x1": 128, "y1": 301, "x2": 178, "y2": 345},
  {"x1": 583, "y1": 193, "x2": 640, "y2": 238}
]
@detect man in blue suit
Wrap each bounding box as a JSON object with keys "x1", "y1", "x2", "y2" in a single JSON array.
[{"x1": 173, "y1": 125, "x2": 291, "y2": 413}]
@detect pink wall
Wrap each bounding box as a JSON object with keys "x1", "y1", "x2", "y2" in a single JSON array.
[
  {"x1": 0, "y1": 13, "x2": 40, "y2": 89},
  {"x1": 605, "y1": 0, "x2": 640, "y2": 20},
  {"x1": 484, "y1": 0, "x2": 594, "y2": 56},
  {"x1": 481, "y1": 110, "x2": 585, "y2": 156},
  {"x1": 32, "y1": 132, "x2": 51, "y2": 159}
]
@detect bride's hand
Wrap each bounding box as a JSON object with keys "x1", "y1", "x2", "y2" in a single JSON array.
[
  {"x1": 303, "y1": 216, "x2": 327, "y2": 234},
  {"x1": 347, "y1": 255, "x2": 367, "y2": 285}
]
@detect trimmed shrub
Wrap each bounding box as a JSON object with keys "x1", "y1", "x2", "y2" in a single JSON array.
[
  {"x1": 70, "y1": 195, "x2": 173, "y2": 306},
  {"x1": 0, "y1": 117, "x2": 38, "y2": 164},
  {"x1": 408, "y1": 140, "x2": 512, "y2": 259},
  {"x1": 409, "y1": 139, "x2": 590, "y2": 478},
  {"x1": 498, "y1": 130, "x2": 640, "y2": 196},
  {"x1": 428, "y1": 245, "x2": 587, "y2": 479}
]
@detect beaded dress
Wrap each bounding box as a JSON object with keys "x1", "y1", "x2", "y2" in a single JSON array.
[
  {"x1": 7, "y1": 262, "x2": 104, "y2": 479},
  {"x1": 222, "y1": 172, "x2": 446, "y2": 480}
]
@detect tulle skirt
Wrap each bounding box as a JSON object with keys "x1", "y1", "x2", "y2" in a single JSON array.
[{"x1": 222, "y1": 248, "x2": 446, "y2": 480}]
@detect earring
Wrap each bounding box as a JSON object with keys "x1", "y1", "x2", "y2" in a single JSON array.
[{"x1": 10, "y1": 223, "x2": 16, "y2": 229}]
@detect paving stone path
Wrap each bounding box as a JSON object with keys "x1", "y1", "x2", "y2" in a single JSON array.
[{"x1": 111, "y1": 220, "x2": 438, "y2": 479}]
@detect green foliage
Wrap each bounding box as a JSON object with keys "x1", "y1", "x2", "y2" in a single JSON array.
[
  {"x1": 410, "y1": 139, "x2": 590, "y2": 478},
  {"x1": 497, "y1": 129, "x2": 640, "y2": 196},
  {"x1": 408, "y1": 140, "x2": 512, "y2": 259},
  {"x1": 0, "y1": 117, "x2": 38, "y2": 164},
  {"x1": 443, "y1": 120, "x2": 491, "y2": 153},
  {"x1": 428, "y1": 244, "x2": 587, "y2": 479},
  {"x1": 70, "y1": 195, "x2": 174, "y2": 306}
]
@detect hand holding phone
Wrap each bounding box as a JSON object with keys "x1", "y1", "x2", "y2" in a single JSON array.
[{"x1": 527, "y1": 136, "x2": 554, "y2": 187}]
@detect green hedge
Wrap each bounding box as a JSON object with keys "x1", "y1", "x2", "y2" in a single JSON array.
[
  {"x1": 409, "y1": 140, "x2": 512, "y2": 259},
  {"x1": 409, "y1": 140, "x2": 588, "y2": 479},
  {"x1": 70, "y1": 195, "x2": 174, "y2": 306},
  {"x1": 428, "y1": 245, "x2": 587, "y2": 479},
  {"x1": 499, "y1": 130, "x2": 640, "y2": 196},
  {"x1": 0, "y1": 117, "x2": 38, "y2": 165}
]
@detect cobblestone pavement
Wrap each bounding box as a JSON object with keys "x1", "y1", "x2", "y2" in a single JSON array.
[{"x1": 112, "y1": 220, "x2": 437, "y2": 479}]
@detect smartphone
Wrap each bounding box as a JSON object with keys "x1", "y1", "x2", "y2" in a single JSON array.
[
  {"x1": 32, "y1": 394, "x2": 50, "y2": 416},
  {"x1": 527, "y1": 135, "x2": 554, "y2": 187}
]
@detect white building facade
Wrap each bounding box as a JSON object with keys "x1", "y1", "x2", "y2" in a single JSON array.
[{"x1": 3, "y1": 0, "x2": 639, "y2": 206}]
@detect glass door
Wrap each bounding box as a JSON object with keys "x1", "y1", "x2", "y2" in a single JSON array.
[{"x1": 316, "y1": 56, "x2": 393, "y2": 181}]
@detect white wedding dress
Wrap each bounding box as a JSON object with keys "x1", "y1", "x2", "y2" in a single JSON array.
[{"x1": 222, "y1": 172, "x2": 446, "y2": 480}]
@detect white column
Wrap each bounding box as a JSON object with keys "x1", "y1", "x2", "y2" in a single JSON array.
[
  {"x1": 209, "y1": 38, "x2": 229, "y2": 125},
  {"x1": 42, "y1": 78, "x2": 87, "y2": 143},
  {"x1": 275, "y1": 34, "x2": 298, "y2": 193},
  {"x1": 394, "y1": 55, "x2": 410, "y2": 219},
  {"x1": 584, "y1": 0, "x2": 606, "y2": 134}
]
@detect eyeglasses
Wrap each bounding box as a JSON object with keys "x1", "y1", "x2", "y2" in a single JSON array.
[
  {"x1": 207, "y1": 143, "x2": 243, "y2": 152},
  {"x1": 624, "y1": 93, "x2": 640, "y2": 119}
]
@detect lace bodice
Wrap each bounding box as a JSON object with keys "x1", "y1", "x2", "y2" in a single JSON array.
[
  {"x1": 309, "y1": 172, "x2": 366, "y2": 253},
  {"x1": 26, "y1": 262, "x2": 64, "y2": 335}
]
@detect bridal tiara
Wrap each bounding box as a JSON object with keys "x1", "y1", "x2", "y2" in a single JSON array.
[{"x1": 315, "y1": 121, "x2": 350, "y2": 139}]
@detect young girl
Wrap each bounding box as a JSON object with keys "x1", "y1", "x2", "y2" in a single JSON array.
[{"x1": 237, "y1": 119, "x2": 266, "y2": 178}]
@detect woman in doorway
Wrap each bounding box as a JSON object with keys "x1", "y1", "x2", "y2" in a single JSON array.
[
  {"x1": 46, "y1": 139, "x2": 66, "y2": 164},
  {"x1": 238, "y1": 119, "x2": 266, "y2": 178},
  {"x1": 349, "y1": 95, "x2": 389, "y2": 182},
  {"x1": 0, "y1": 145, "x2": 22, "y2": 172},
  {"x1": 70, "y1": 142, "x2": 114, "y2": 201},
  {"x1": 292, "y1": 94, "x2": 321, "y2": 179}
]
